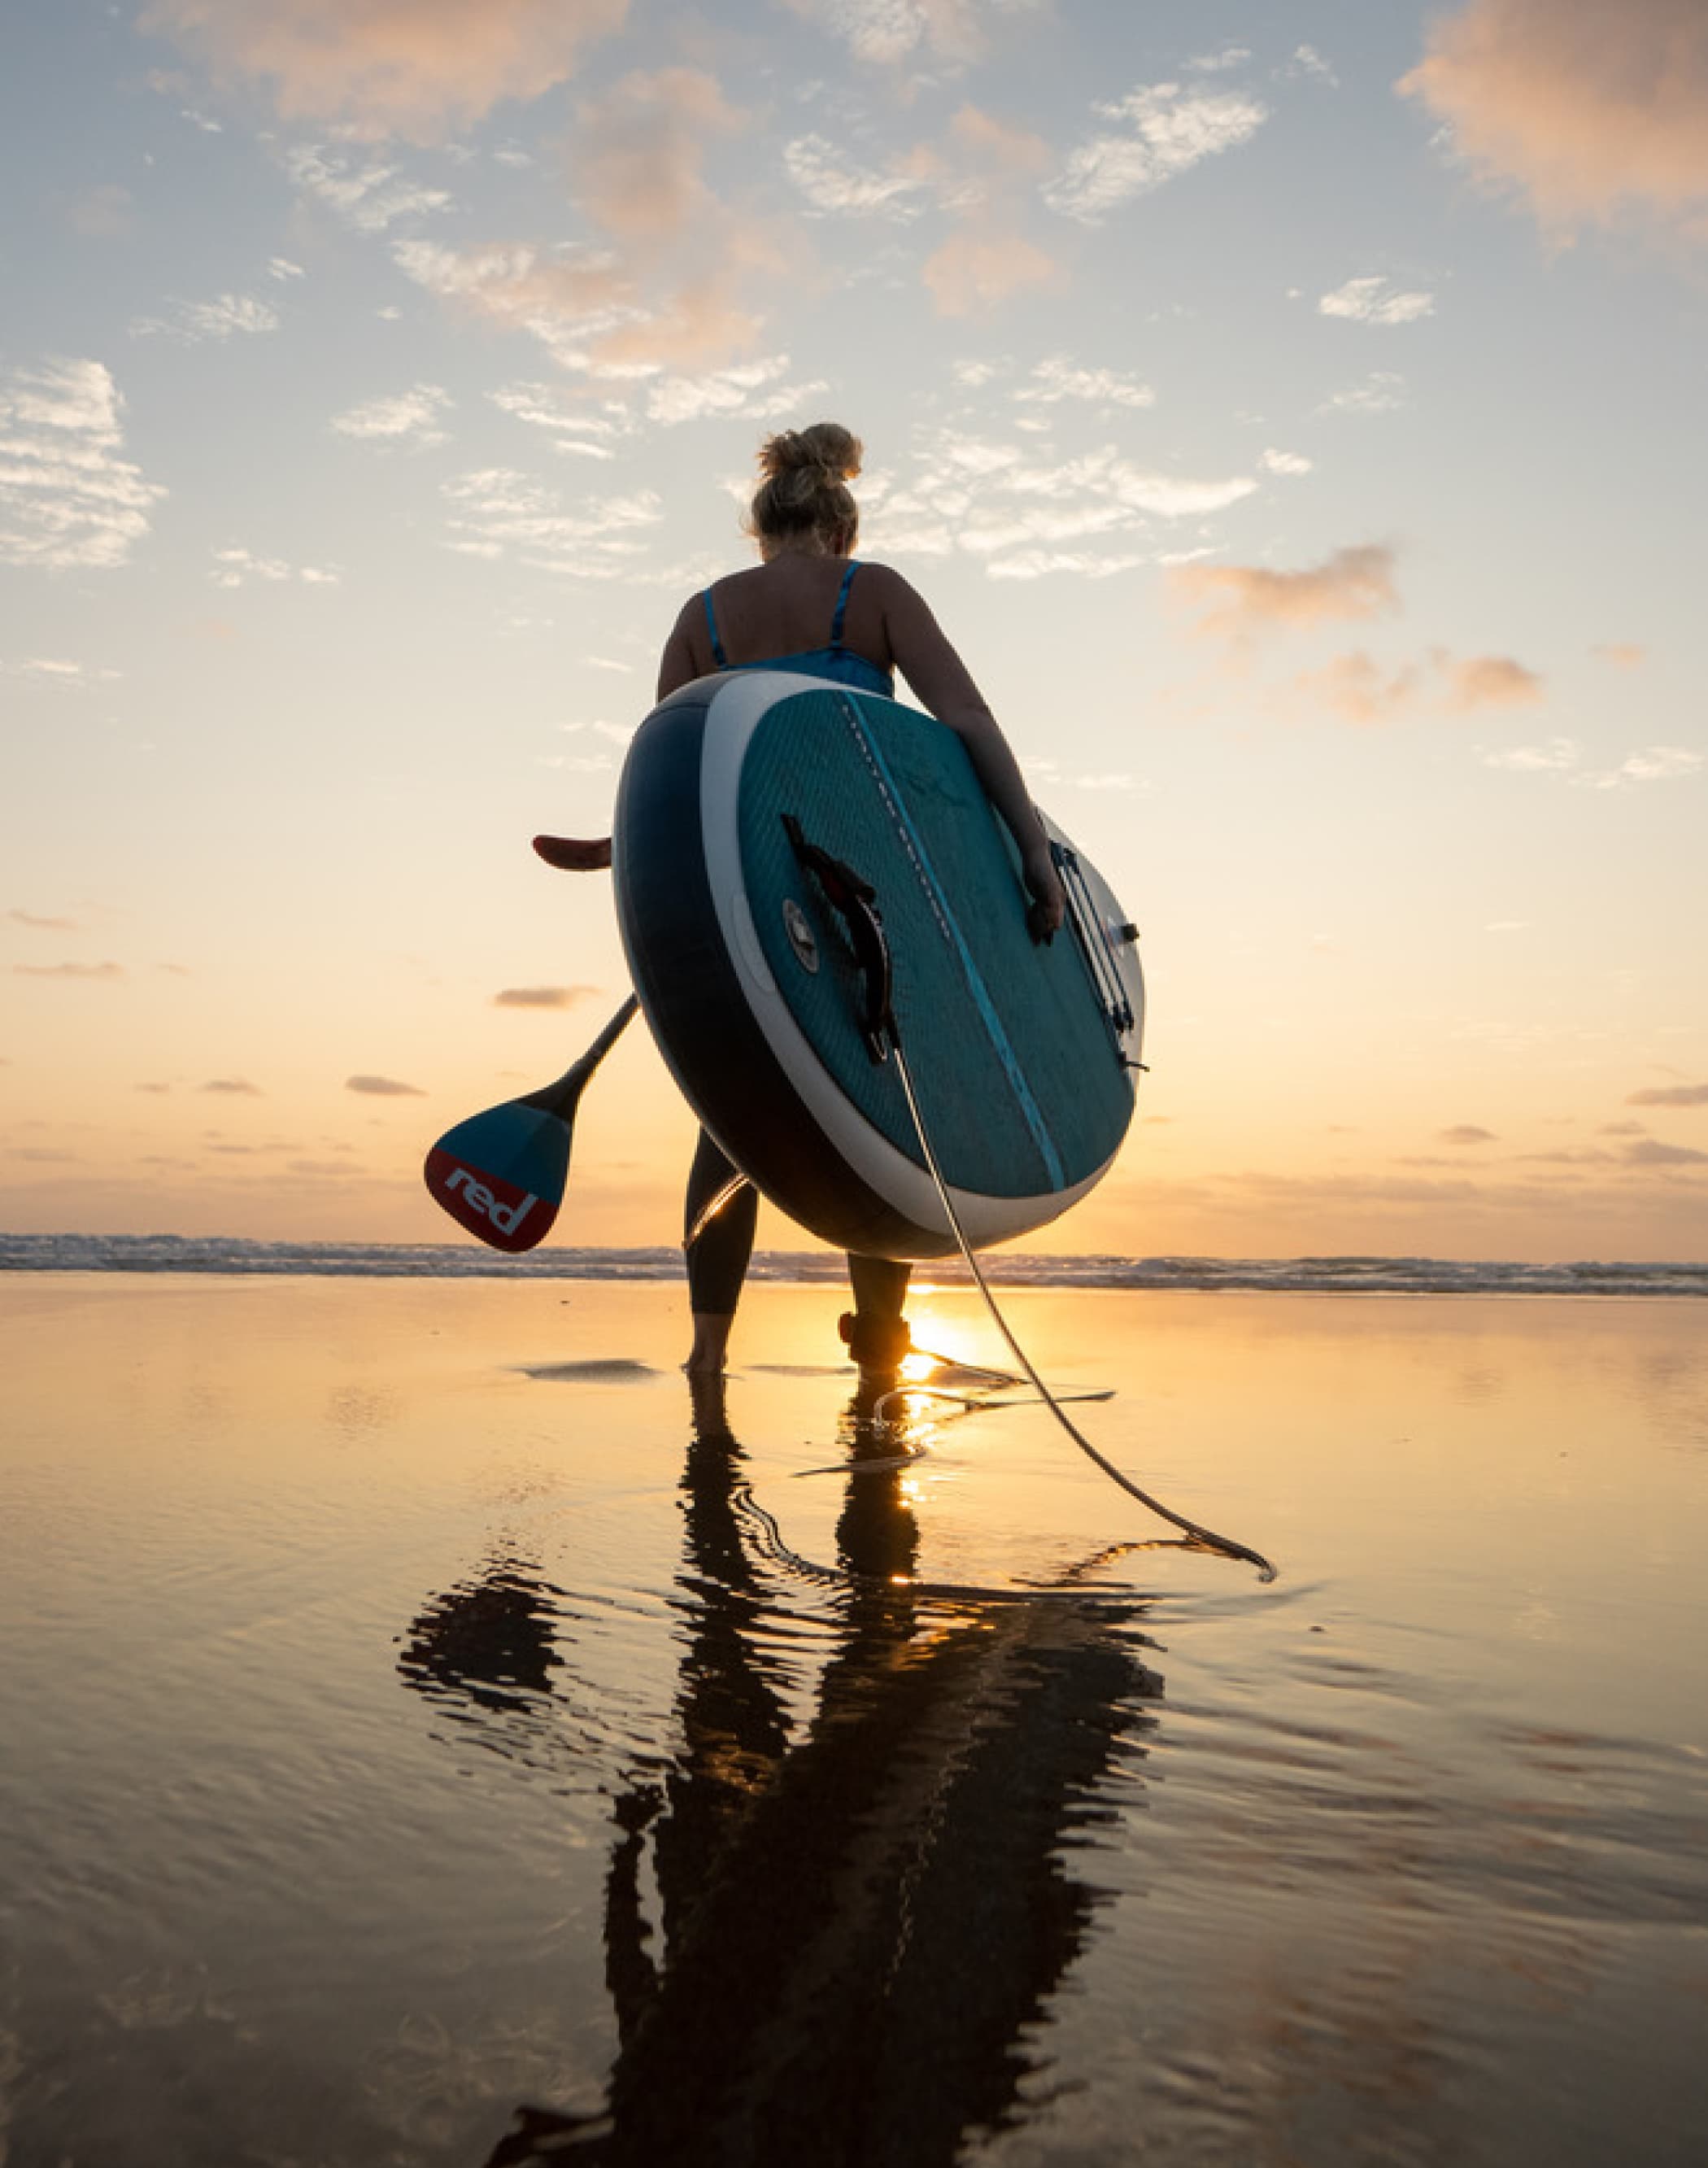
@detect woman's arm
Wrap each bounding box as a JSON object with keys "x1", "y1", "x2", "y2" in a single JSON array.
[
  {"x1": 656, "y1": 597, "x2": 701, "y2": 702},
  {"x1": 872, "y1": 566, "x2": 1065, "y2": 937}
]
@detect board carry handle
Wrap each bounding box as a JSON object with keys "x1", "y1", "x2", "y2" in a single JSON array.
[
  {"x1": 1051, "y1": 840, "x2": 1135, "y2": 1050},
  {"x1": 781, "y1": 814, "x2": 896, "y2": 1065}
]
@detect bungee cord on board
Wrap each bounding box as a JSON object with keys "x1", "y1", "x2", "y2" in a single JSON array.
[
  {"x1": 890, "y1": 1042, "x2": 1276, "y2": 1583},
  {"x1": 787, "y1": 813, "x2": 1277, "y2": 1584}
]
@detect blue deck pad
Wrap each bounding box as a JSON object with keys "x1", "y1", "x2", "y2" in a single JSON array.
[{"x1": 735, "y1": 688, "x2": 1132, "y2": 1200}]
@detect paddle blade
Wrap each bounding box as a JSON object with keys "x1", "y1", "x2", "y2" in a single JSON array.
[{"x1": 424, "y1": 1101, "x2": 572, "y2": 1253}]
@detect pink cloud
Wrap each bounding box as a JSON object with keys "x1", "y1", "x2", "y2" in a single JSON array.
[
  {"x1": 1400, "y1": 0, "x2": 1708, "y2": 238},
  {"x1": 922, "y1": 228, "x2": 1059, "y2": 316},
  {"x1": 1172, "y1": 544, "x2": 1400, "y2": 639},
  {"x1": 142, "y1": 0, "x2": 628, "y2": 141},
  {"x1": 1294, "y1": 649, "x2": 1423, "y2": 724},
  {"x1": 1440, "y1": 653, "x2": 1543, "y2": 709},
  {"x1": 916, "y1": 104, "x2": 1059, "y2": 318},
  {"x1": 573, "y1": 68, "x2": 739, "y2": 244}
]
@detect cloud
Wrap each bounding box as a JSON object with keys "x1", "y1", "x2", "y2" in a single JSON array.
[
  {"x1": 1014, "y1": 355, "x2": 1154, "y2": 410},
  {"x1": 1624, "y1": 1137, "x2": 1708, "y2": 1167},
  {"x1": 1478, "y1": 738, "x2": 1701, "y2": 786},
  {"x1": 331, "y1": 384, "x2": 452, "y2": 447},
  {"x1": 1045, "y1": 81, "x2": 1269, "y2": 224},
  {"x1": 397, "y1": 72, "x2": 785, "y2": 374},
  {"x1": 490, "y1": 382, "x2": 627, "y2": 456},
  {"x1": 1296, "y1": 647, "x2": 1542, "y2": 725},
  {"x1": 1479, "y1": 736, "x2": 1578, "y2": 771},
  {"x1": 922, "y1": 227, "x2": 1058, "y2": 314},
  {"x1": 643, "y1": 356, "x2": 830, "y2": 428},
  {"x1": 7, "y1": 657, "x2": 93, "y2": 685},
  {"x1": 1592, "y1": 746, "x2": 1701, "y2": 784},
  {"x1": 987, "y1": 548, "x2": 1148, "y2": 582},
  {"x1": 286, "y1": 145, "x2": 451, "y2": 232},
  {"x1": 783, "y1": 134, "x2": 927, "y2": 220},
  {"x1": 493, "y1": 984, "x2": 600, "y2": 1008},
  {"x1": 1259, "y1": 447, "x2": 1312, "y2": 475},
  {"x1": 1398, "y1": 0, "x2": 1708, "y2": 239},
  {"x1": 916, "y1": 104, "x2": 1058, "y2": 318},
  {"x1": 574, "y1": 68, "x2": 739, "y2": 245},
  {"x1": 863, "y1": 427, "x2": 1256, "y2": 578},
  {"x1": 1627, "y1": 1082, "x2": 1708, "y2": 1108},
  {"x1": 1190, "y1": 46, "x2": 1252, "y2": 74},
  {"x1": 13, "y1": 961, "x2": 124, "y2": 979},
  {"x1": 1286, "y1": 45, "x2": 1340, "y2": 86},
  {"x1": 397, "y1": 241, "x2": 632, "y2": 367},
  {"x1": 1593, "y1": 642, "x2": 1645, "y2": 666},
  {"x1": 9, "y1": 910, "x2": 83, "y2": 931},
  {"x1": 779, "y1": 0, "x2": 1044, "y2": 65},
  {"x1": 0, "y1": 358, "x2": 168, "y2": 572},
  {"x1": 345, "y1": 1074, "x2": 425, "y2": 1095},
  {"x1": 130, "y1": 293, "x2": 280, "y2": 342},
  {"x1": 202, "y1": 1077, "x2": 263, "y2": 1094},
  {"x1": 1318, "y1": 371, "x2": 1407, "y2": 415},
  {"x1": 442, "y1": 469, "x2": 660, "y2": 575},
  {"x1": 210, "y1": 546, "x2": 340, "y2": 587},
  {"x1": 1295, "y1": 650, "x2": 1423, "y2": 724},
  {"x1": 1318, "y1": 275, "x2": 1436, "y2": 325},
  {"x1": 1441, "y1": 653, "x2": 1542, "y2": 709},
  {"x1": 1171, "y1": 543, "x2": 1400, "y2": 639},
  {"x1": 140, "y1": 0, "x2": 629, "y2": 142},
  {"x1": 1439, "y1": 1124, "x2": 1497, "y2": 1145}
]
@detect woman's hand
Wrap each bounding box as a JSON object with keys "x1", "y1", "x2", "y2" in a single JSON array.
[{"x1": 1022, "y1": 838, "x2": 1066, "y2": 944}]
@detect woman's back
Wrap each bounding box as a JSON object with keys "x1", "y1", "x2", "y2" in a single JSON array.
[{"x1": 695, "y1": 553, "x2": 892, "y2": 684}]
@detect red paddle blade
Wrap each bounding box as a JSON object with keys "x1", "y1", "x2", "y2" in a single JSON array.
[
  {"x1": 423, "y1": 1104, "x2": 570, "y2": 1254},
  {"x1": 423, "y1": 997, "x2": 636, "y2": 1254}
]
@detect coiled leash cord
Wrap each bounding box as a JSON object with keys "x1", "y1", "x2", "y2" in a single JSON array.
[
  {"x1": 786, "y1": 812, "x2": 1276, "y2": 1585},
  {"x1": 892, "y1": 1042, "x2": 1274, "y2": 1582}
]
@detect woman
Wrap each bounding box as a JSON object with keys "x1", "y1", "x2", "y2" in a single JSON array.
[{"x1": 539, "y1": 422, "x2": 1065, "y2": 1378}]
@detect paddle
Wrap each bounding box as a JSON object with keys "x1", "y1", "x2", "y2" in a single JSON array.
[{"x1": 423, "y1": 995, "x2": 639, "y2": 1253}]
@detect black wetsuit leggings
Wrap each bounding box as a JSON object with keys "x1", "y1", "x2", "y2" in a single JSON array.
[{"x1": 684, "y1": 1129, "x2": 910, "y2": 1322}]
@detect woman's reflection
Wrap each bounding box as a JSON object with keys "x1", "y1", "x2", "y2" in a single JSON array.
[{"x1": 402, "y1": 1372, "x2": 1161, "y2": 2168}]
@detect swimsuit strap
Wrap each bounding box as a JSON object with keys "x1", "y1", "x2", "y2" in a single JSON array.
[
  {"x1": 702, "y1": 587, "x2": 729, "y2": 670},
  {"x1": 830, "y1": 559, "x2": 861, "y2": 646}
]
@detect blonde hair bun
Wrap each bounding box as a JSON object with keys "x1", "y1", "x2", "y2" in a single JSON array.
[
  {"x1": 747, "y1": 421, "x2": 864, "y2": 549},
  {"x1": 758, "y1": 422, "x2": 863, "y2": 483}
]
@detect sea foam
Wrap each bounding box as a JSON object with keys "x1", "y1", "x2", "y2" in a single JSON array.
[{"x1": 1, "y1": 1233, "x2": 1702, "y2": 1297}]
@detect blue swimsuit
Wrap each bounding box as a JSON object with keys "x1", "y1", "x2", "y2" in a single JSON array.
[{"x1": 701, "y1": 560, "x2": 895, "y2": 699}]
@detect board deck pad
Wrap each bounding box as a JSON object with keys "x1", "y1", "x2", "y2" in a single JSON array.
[{"x1": 738, "y1": 687, "x2": 1131, "y2": 1197}]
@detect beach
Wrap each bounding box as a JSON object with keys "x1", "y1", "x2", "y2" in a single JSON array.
[{"x1": 2, "y1": 1270, "x2": 1705, "y2": 2166}]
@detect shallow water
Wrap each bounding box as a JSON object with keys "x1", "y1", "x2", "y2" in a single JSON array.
[{"x1": 2, "y1": 1275, "x2": 1705, "y2": 2166}]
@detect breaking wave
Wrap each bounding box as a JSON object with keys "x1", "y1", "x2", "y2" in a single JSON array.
[{"x1": 1, "y1": 1233, "x2": 1703, "y2": 1297}]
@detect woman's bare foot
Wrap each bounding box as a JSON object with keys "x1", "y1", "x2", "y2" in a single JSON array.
[
  {"x1": 533, "y1": 833, "x2": 612, "y2": 871},
  {"x1": 685, "y1": 1312, "x2": 734, "y2": 1375}
]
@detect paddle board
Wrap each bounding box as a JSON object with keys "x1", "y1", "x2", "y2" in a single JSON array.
[{"x1": 613, "y1": 672, "x2": 1145, "y2": 1261}]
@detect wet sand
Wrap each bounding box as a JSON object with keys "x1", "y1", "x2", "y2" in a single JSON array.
[{"x1": 2, "y1": 1273, "x2": 1705, "y2": 2166}]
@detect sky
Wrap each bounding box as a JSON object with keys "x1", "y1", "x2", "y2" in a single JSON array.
[{"x1": 2, "y1": 0, "x2": 1705, "y2": 1261}]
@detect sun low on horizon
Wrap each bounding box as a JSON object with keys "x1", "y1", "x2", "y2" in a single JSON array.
[{"x1": 2, "y1": 0, "x2": 1704, "y2": 1263}]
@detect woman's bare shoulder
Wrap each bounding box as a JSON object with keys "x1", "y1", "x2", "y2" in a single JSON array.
[{"x1": 854, "y1": 560, "x2": 926, "y2": 609}]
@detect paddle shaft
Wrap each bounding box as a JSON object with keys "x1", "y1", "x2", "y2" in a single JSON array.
[{"x1": 520, "y1": 993, "x2": 639, "y2": 1118}]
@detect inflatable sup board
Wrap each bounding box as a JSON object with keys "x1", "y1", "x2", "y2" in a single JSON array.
[{"x1": 613, "y1": 672, "x2": 1145, "y2": 1261}]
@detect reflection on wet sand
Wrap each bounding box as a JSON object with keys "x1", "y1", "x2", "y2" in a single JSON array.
[{"x1": 400, "y1": 1374, "x2": 1162, "y2": 2168}]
